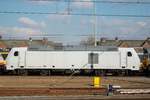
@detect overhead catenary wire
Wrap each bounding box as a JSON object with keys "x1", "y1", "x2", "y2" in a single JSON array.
[
  {"x1": 0, "y1": 0, "x2": 150, "y2": 17},
  {"x1": 0, "y1": 0, "x2": 149, "y2": 45},
  {"x1": 4, "y1": 34, "x2": 105, "y2": 39},
  {"x1": 30, "y1": 0, "x2": 150, "y2": 4},
  {"x1": 0, "y1": 11, "x2": 150, "y2": 17}
]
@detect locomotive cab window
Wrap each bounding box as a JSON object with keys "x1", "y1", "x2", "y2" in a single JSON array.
[
  {"x1": 127, "y1": 51, "x2": 132, "y2": 57},
  {"x1": 14, "y1": 51, "x2": 19, "y2": 56}
]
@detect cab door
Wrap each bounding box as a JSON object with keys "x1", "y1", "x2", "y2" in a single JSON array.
[
  {"x1": 6, "y1": 48, "x2": 20, "y2": 70},
  {"x1": 10, "y1": 50, "x2": 19, "y2": 69},
  {"x1": 127, "y1": 51, "x2": 133, "y2": 69},
  {"x1": 18, "y1": 50, "x2": 26, "y2": 68}
]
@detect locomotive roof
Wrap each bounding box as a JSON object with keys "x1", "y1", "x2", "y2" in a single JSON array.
[{"x1": 28, "y1": 46, "x2": 118, "y2": 51}]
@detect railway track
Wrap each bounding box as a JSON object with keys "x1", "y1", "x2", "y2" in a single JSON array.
[{"x1": 0, "y1": 87, "x2": 107, "y2": 96}]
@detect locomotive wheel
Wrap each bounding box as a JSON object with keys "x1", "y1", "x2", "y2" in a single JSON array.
[
  {"x1": 100, "y1": 70, "x2": 105, "y2": 76},
  {"x1": 18, "y1": 69, "x2": 28, "y2": 76},
  {"x1": 118, "y1": 70, "x2": 126, "y2": 76},
  {"x1": 95, "y1": 70, "x2": 105, "y2": 76},
  {"x1": 95, "y1": 70, "x2": 100, "y2": 76},
  {"x1": 40, "y1": 70, "x2": 51, "y2": 76}
]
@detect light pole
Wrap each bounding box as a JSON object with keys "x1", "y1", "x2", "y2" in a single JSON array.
[{"x1": 93, "y1": 1, "x2": 97, "y2": 47}]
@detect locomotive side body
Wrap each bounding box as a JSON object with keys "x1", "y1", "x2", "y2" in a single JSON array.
[{"x1": 5, "y1": 47, "x2": 140, "y2": 75}]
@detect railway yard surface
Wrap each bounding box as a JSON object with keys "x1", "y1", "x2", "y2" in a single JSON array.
[
  {"x1": 0, "y1": 76, "x2": 150, "y2": 88},
  {"x1": 0, "y1": 76, "x2": 150, "y2": 100}
]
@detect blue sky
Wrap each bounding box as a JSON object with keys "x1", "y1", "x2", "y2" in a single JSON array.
[{"x1": 0, "y1": 0, "x2": 150, "y2": 45}]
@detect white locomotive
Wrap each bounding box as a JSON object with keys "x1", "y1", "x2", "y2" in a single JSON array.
[{"x1": 5, "y1": 46, "x2": 141, "y2": 75}]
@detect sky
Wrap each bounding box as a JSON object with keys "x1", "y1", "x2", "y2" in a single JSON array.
[{"x1": 0, "y1": 0, "x2": 150, "y2": 45}]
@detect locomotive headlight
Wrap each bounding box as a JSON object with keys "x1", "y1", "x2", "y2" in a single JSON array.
[
  {"x1": 3, "y1": 61, "x2": 6, "y2": 65},
  {"x1": 0, "y1": 60, "x2": 6, "y2": 65}
]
